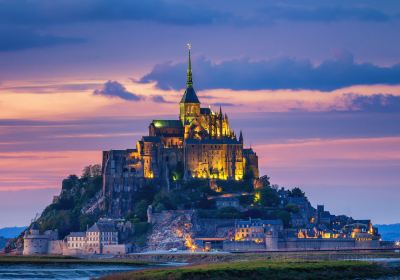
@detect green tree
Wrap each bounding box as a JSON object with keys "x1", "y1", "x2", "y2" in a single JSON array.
[
  {"x1": 134, "y1": 200, "x2": 149, "y2": 221},
  {"x1": 217, "y1": 207, "x2": 242, "y2": 219},
  {"x1": 290, "y1": 187, "x2": 306, "y2": 198},
  {"x1": 255, "y1": 186, "x2": 280, "y2": 207}
]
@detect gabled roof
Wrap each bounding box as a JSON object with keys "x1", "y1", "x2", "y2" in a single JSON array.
[
  {"x1": 87, "y1": 222, "x2": 116, "y2": 232},
  {"x1": 180, "y1": 87, "x2": 200, "y2": 104}
]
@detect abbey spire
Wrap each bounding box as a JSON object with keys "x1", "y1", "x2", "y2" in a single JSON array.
[
  {"x1": 180, "y1": 43, "x2": 200, "y2": 124},
  {"x1": 186, "y1": 43, "x2": 193, "y2": 88},
  {"x1": 180, "y1": 43, "x2": 200, "y2": 104}
]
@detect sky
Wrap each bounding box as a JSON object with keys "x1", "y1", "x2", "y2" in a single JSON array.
[{"x1": 0, "y1": 0, "x2": 399, "y2": 227}]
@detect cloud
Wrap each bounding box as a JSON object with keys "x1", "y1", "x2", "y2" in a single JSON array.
[
  {"x1": 258, "y1": 3, "x2": 391, "y2": 23},
  {"x1": 93, "y1": 81, "x2": 143, "y2": 101},
  {"x1": 139, "y1": 53, "x2": 400, "y2": 91},
  {"x1": 0, "y1": 82, "x2": 102, "y2": 94},
  {"x1": 212, "y1": 102, "x2": 237, "y2": 107},
  {"x1": 0, "y1": 27, "x2": 83, "y2": 52},
  {"x1": 0, "y1": 0, "x2": 227, "y2": 26},
  {"x1": 342, "y1": 94, "x2": 400, "y2": 113},
  {"x1": 150, "y1": 95, "x2": 174, "y2": 103}
]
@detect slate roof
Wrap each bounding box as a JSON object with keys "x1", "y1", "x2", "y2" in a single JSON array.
[
  {"x1": 185, "y1": 138, "x2": 240, "y2": 145},
  {"x1": 68, "y1": 232, "x2": 86, "y2": 237},
  {"x1": 180, "y1": 87, "x2": 200, "y2": 103},
  {"x1": 87, "y1": 222, "x2": 116, "y2": 232},
  {"x1": 142, "y1": 136, "x2": 161, "y2": 142},
  {"x1": 200, "y1": 107, "x2": 211, "y2": 115},
  {"x1": 237, "y1": 219, "x2": 283, "y2": 227}
]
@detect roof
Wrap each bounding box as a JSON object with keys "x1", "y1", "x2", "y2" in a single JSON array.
[
  {"x1": 180, "y1": 86, "x2": 200, "y2": 103},
  {"x1": 87, "y1": 222, "x2": 116, "y2": 233},
  {"x1": 237, "y1": 219, "x2": 283, "y2": 227},
  {"x1": 185, "y1": 138, "x2": 240, "y2": 145},
  {"x1": 200, "y1": 107, "x2": 211, "y2": 115},
  {"x1": 151, "y1": 120, "x2": 183, "y2": 128},
  {"x1": 142, "y1": 136, "x2": 161, "y2": 143},
  {"x1": 68, "y1": 232, "x2": 86, "y2": 237}
]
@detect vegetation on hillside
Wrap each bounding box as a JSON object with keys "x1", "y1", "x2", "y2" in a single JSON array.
[
  {"x1": 36, "y1": 165, "x2": 104, "y2": 238},
  {"x1": 13, "y1": 162, "x2": 310, "y2": 247}
]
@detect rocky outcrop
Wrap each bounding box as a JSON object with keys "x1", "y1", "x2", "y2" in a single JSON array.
[
  {"x1": 144, "y1": 210, "x2": 236, "y2": 251},
  {"x1": 146, "y1": 210, "x2": 198, "y2": 251}
]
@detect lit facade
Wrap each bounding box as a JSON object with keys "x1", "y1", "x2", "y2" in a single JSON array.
[{"x1": 102, "y1": 46, "x2": 259, "y2": 189}]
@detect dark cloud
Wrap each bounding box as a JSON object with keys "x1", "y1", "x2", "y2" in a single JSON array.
[
  {"x1": 0, "y1": 1, "x2": 395, "y2": 29},
  {"x1": 0, "y1": 27, "x2": 83, "y2": 52},
  {"x1": 259, "y1": 3, "x2": 391, "y2": 23},
  {"x1": 343, "y1": 94, "x2": 400, "y2": 113},
  {"x1": 150, "y1": 95, "x2": 174, "y2": 104},
  {"x1": 1, "y1": 82, "x2": 102, "y2": 93},
  {"x1": 139, "y1": 53, "x2": 400, "y2": 91},
  {"x1": 93, "y1": 81, "x2": 143, "y2": 101},
  {"x1": 0, "y1": 0, "x2": 227, "y2": 26}
]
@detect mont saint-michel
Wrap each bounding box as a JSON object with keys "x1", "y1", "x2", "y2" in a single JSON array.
[{"x1": 4, "y1": 47, "x2": 394, "y2": 260}]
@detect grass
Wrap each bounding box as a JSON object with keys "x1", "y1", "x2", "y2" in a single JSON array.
[
  {"x1": 0, "y1": 255, "x2": 153, "y2": 266},
  {"x1": 100, "y1": 259, "x2": 400, "y2": 280}
]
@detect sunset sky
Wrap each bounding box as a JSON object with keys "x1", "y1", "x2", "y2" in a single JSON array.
[{"x1": 1, "y1": 0, "x2": 400, "y2": 227}]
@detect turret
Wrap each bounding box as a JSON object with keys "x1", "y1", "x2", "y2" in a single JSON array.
[
  {"x1": 179, "y1": 43, "x2": 200, "y2": 125},
  {"x1": 239, "y1": 130, "x2": 243, "y2": 144}
]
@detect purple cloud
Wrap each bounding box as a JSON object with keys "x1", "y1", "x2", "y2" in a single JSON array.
[
  {"x1": 93, "y1": 80, "x2": 143, "y2": 101},
  {"x1": 139, "y1": 54, "x2": 400, "y2": 91}
]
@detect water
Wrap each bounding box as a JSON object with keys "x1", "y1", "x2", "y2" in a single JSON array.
[{"x1": 0, "y1": 263, "x2": 144, "y2": 280}]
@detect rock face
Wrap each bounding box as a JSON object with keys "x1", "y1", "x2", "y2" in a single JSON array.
[
  {"x1": 146, "y1": 210, "x2": 198, "y2": 251},
  {"x1": 145, "y1": 210, "x2": 236, "y2": 251}
]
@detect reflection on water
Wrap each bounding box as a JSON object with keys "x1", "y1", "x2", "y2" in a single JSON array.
[{"x1": 0, "y1": 263, "x2": 143, "y2": 280}]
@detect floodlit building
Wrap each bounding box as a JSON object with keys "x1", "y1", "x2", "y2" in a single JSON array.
[{"x1": 102, "y1": 46, "x2": 259, "y2": 205}]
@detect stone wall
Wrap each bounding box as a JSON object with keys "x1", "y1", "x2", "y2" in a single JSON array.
[
  {"x1": 280, "y1": 238, "x2": 356, "y2": 250},
  {"x1": 48, "y1": 240, "x2": 64, "y2": 255},
  {"x1": 223, "y1": 241, "x2": 266, "y2": 251},
  {"x1": 103, "y1": 244, "x2": 131, "y2": 255}
]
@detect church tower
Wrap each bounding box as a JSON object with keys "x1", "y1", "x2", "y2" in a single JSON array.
[{"x1": 179, "y1": 43, "x2": 200, "y2": 125}]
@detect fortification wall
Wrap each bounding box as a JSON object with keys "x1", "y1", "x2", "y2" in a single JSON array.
[
  {"x1": 48, "y1": 240, "x2": 64, "y2": 255},
  {"x1": 280, "y1": 238, "x2": 356, "y2": 250},
  {"x1": 23, "y1": 237, "x2": 49, "y2": 255},
  {"x1": 223, "y1": 241, "x2": 266, "y2": 251}
]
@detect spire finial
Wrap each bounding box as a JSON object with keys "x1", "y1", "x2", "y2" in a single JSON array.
[{"x1": 186, "y1": 43, "x2": 193, "y2": 88}]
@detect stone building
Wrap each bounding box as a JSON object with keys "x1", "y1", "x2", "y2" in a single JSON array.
[
  {"x1": 234, "y1": 219, "x2": 283, "y2": 243},
  {"x1": 65, "y1": 218, "x2": 119, "y2": 255},
  {"x1": 102, "y1": 47, "x2": 259, "y2": 207},
  {"x1": 23, "y1": 223, "x2": 58, "y2": 255}
]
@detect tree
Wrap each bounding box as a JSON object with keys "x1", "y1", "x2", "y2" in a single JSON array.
[
  {"x1": 273, "y1": 210, "x2": 291, "y2": 227},
  {"x1": 255, "y1": 186, "x2": 280, "y2": 207},
  {"x1": 82, "y1": 164, "x2": 102, "y2": 178},
  {"x1": 290, "y1": 187, "x2": 306, "y2": 198},
  {"x1": 217, "y1": 207, "x2": 242, "y2": 219},
  {"x1": 62, "y1": 175, "x2": 79, "y2": 191},
  {"x1": 134, "y1": 200, "x2": 149, "y2": 222}
]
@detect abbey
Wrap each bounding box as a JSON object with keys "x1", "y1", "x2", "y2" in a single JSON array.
[{"x1": 102, "y1": 47, "x2": 258, "y2": 199}]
